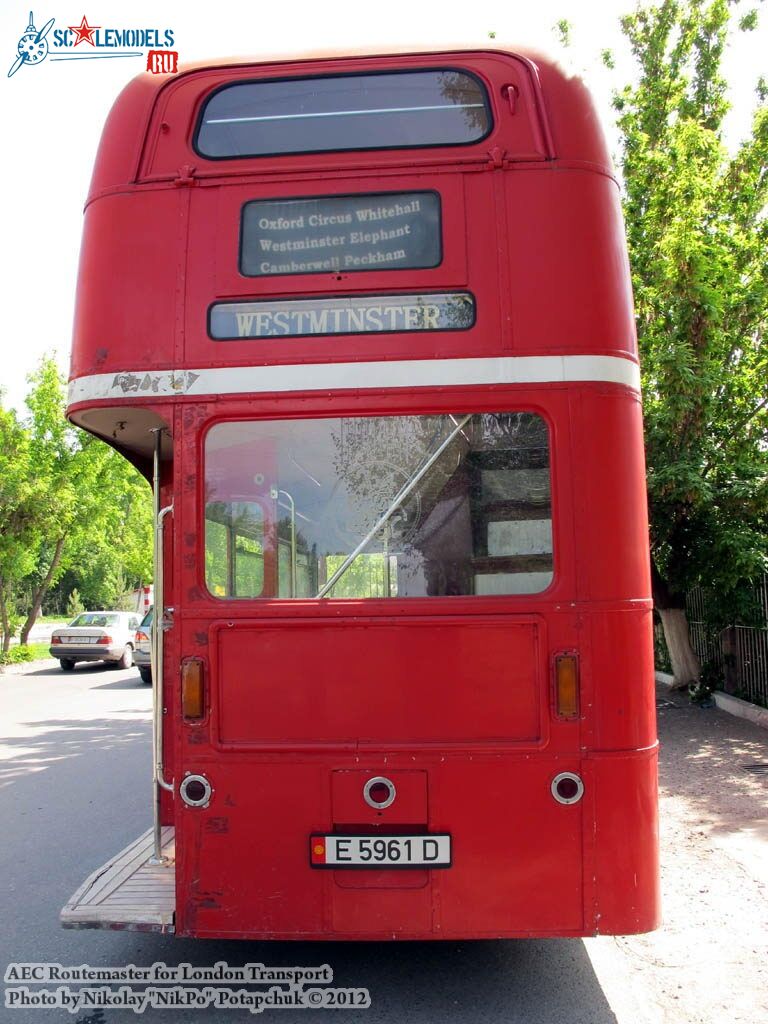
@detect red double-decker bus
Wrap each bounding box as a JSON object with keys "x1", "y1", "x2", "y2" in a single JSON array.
[{"x1": 61, "y1": 46, "x2": 659, "y2": 940}]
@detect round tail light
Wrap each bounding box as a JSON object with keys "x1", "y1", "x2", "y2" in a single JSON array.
[
  {"x1": 551, "y1": 772, "x2": 584, "y2": 805},
  {"x1": 180, "y1": 773, "x2": 212, "y2": 808},
  {"x1": 363, "y1": 776, "x2": 396, "y2": 809}
]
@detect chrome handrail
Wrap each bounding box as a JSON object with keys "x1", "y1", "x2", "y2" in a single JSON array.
[{"x1": 149, "y1": 428, "x2": 174, "y2": 866}]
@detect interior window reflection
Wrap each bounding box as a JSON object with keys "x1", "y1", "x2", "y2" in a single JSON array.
[{"x1": 204, "y1": 413, "x2": 552, "y2": 599}]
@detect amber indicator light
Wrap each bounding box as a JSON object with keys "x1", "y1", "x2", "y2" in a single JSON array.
[
  {"x1": 181, "y1": 658, "x2": 206, "y2": 720},
  {"x1": 555, "y1": 653, "x2": 579, "y2": 719}
]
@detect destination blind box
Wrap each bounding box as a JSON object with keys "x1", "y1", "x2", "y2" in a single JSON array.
[{"x1": 240, "y1": 191, "x2": 441, "y2": 277}]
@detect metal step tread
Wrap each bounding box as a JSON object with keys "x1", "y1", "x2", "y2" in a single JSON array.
[{"x1": 60, "y1": 826, "x2": 175, "y2": 933}]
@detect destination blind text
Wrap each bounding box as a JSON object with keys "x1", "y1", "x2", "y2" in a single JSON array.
[
  {"x1": 241, "y1": 192, "x2": 441, "y2": 276},
  {"x1": 209, "y1": 293, "x2": 475, "y2": 340}
]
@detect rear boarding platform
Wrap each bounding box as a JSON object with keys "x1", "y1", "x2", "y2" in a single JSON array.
[{"x1": 60, "y1": 827, "x2": 175, "y2": 933}]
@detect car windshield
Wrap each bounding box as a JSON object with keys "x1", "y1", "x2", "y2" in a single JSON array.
[
  {"x1": 69, "y1": 613, "x2": 121, "y2": 628},
  {"x1": 139, "y1": 609, "x2": 153, "y2": 628}
]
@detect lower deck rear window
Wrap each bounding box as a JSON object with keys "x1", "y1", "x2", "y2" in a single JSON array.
[{"x1": 204, "y1": 413, "x2": 552, "y2": 599}]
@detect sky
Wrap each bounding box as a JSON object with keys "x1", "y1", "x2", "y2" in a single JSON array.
[{"x1": 0, "y1": 0, "x2": 765, "y2": 416}]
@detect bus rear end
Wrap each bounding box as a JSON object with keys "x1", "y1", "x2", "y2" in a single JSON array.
[{"x1": 63, "y1": 46, "x2": 659, "y2": 940}]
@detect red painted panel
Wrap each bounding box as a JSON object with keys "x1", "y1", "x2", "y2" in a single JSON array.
[
  {"x1": 71, "y1": 192, "x2": 178, "y2": 380},
  {"x1": 534, "y1": 55, "x2": 612, "y2": 170},
  {"x1": 435, "y1": 760, "x2": 583, "y2": 934},
  {"x1": 584, "y1": 748, "x2": 660, "y2": 935},
  {"x1": 331, "y1": 885, "x2": 433, "y2": 934},
  {"x1": 589, "y1": 609, "x2": 657, "y2": 752},
  {"x1": 175, "y1": 762, "x2": 327, "y2": 937},
  {"x1": 71, "y1": 170, "x2": 637, "y2": 387},
  {"x1": 87, "y1": 72, "x2": 157, "y2": 197},
  {"x1": 572, "y1": 391, "x2": 651, "y2": 603},
  {"x1": 181, "y1": 173, "x2": 481, "y2": 368},
  {"x1": 504, "y1": 172, "x2": 636, "y2": 355},
  {"x1": 213, "y1": 618, "x2": 543, "y2": 746},
  {"x1": 174, "y1": 756, "x2": 586, "y2": 939},
  {"x1": 333, "y1": 869, "x2": 428, "y2": 890}
]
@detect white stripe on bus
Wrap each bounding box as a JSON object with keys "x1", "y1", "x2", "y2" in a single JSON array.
[{"x1": 67, "y1": 354, "x2": 641, "y2": 405}]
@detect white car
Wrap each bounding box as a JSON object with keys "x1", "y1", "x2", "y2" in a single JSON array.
[{"x1": 50, "y1": 611, "x2": 142, "y2": 671}]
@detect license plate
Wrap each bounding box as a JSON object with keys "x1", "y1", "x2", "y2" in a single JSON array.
[{"x1": 310, "y1": 834, "x2": 451, "y2": 868}]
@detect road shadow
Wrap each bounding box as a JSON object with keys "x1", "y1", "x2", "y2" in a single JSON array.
[
  {"x1": 61, "y1": 935, "x2": 618, "y2": 1024},
  {"x1": 45, "y1": 933, "x2": 620, "y2": 1024},
  {"x1": 92, "y1": 675, "x2": 146, "y2": 691},
  {"x1": 23, "y1": 662, "x2": 115, "y2": 677},
  {"x1": 0, "y1": 717, "x2": 150, "y2": 788}
]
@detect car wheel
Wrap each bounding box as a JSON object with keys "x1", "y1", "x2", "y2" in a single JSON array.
[
  {"x1": 117, "y1": 645, "x2": 133, "y2": 670},
  {"x1": 59, "y1": 659, "x2": 76, "y2": 671},
  {"x1": 138, "y1": 666, "x2": 152, "y2": 685}
]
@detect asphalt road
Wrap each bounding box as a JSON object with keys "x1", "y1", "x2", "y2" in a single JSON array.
[{"x1": 2, "y1": 661, "x2": 766, "y2": 1023}]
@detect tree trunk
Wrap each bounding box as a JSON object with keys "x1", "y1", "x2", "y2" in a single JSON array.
[
  {"x1": 651, "y1": 556, "x2": 701, "y2": 691},
  {"x1": 0, "y1": 579, "x2": 11, "y2": 656},
  {"x1": 19, "y1": 534, "x2": 66, "y2": 645},
  {"x1": 657, "y1": 606, "x2": 701, "y2": 690}
]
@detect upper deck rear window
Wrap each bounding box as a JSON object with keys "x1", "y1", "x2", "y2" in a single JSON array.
[{"x1": 195, "y1": 69, "x2": 492, "y2": 158}]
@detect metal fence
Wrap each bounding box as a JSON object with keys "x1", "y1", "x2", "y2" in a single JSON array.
[{"x1": 684, "y1": 574, "x2": 768, "y2": 707}]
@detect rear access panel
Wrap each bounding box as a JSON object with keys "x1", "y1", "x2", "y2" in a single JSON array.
[
  {"x1": 329, "y1": 769, "x2": 432, "y2": 896},
  {"x1": 213, "y1": 616, "x2": 544, "y2": 747},
  {"x1": 173, "y1": 757, "x2": 584, "y2": 939}
]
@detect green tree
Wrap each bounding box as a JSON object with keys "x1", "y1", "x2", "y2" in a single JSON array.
[
  {"x1": 1, "y1": 358, "x2": 153, "y2": 642},
  {"x1": 0, "y1": 404, "x2": 41, "y2": 652},
  {"x1": 613, "y1": 0, "x2": 768, "y2": 687},
  {"x1": 61, "y1": 455, "x2": 153, "y2": 610},
  {"x1": 66, "y1": 587, "x2": 84, "y2": 618},
  {"x1": 17, "y1": 359, "x2": 113, "y2": 640}
]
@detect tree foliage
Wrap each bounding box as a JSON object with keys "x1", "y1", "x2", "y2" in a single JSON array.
[
  {"x1": 0, "y1": 358, "x2": 152, "y2": 650},
  {"x1": 612, "y1": 0, "x2": 768, "y2": 682},
  {"x1": 0, "y1": 405, "x2": 40, "y2": 651}
]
